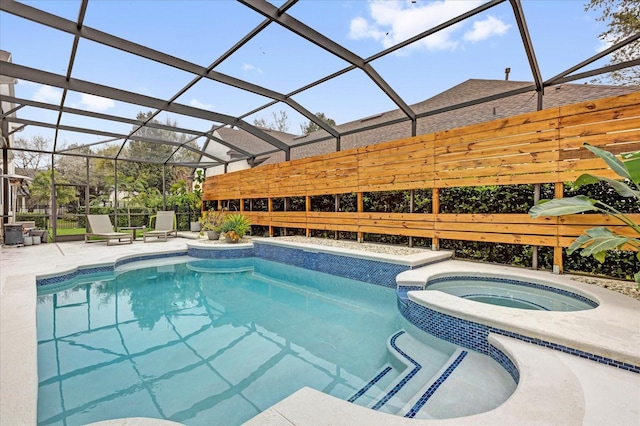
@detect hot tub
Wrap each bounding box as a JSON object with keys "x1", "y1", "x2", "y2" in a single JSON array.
[{"x1": 424, "y1": 276, "x2": 598, "y2": 311}]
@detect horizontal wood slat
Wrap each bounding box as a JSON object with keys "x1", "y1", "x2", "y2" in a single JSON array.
[{"x1": 203, "y1": 92, "x2": 639, "y2": 258}]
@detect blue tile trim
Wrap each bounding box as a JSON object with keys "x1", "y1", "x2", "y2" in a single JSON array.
[
  {"x1": 187, "y1": 246, "x2": 254, "y2": 259},
  {"x1": 36, "y1": 265, "x2": 114, "y2": 287},
  {"x1": 404, "y1": 351, "x2": 468, "y2": 418},
  {"x1": 253, "y1": 242, "x2": 409, "y2": 288},
  {"x1": 400, "y1": 300, "x2": 640, "y2": 374},
  {"x1": 348, "y1": 366, "x2": 393, "y2": 403},
  {"x1": 490, "y1": 344, "x2": 519, "y2": 383},
  {"x1": 36, "y1": 252, "x2": 187, "y2": 287},
  {"x1": 114, "y1": 251, "x2": 187, "y2": 268},
  {"x1": 397, "y1": 286, "x2": 423, "y2": 304},
  {"x1": 372, "y1": 331, "x2": 421, "y2": 410},
  {"x1": 428, "y1": 276, "x2": 598, "y2": 308}
]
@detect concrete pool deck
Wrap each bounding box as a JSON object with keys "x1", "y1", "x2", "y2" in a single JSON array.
[{"x1": 1, "y1": 239, "x2": 639, "y2": 425}]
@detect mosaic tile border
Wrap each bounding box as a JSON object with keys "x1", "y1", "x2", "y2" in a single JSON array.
[
  {"x1": 253, "y1": 242, "x2": 409, "y2": 288},
  {"x1": 489, "y1": 343, "x2": 520, "y2": 383},
  {"x1": 348, "y1": 366, "x2": 393, "y2": 403},
  {"x1": 400, "y1": 299, "x2": 640, "y2": 374},
  {"x1": 428, "y1": 276, "x2": 599, "y2": 308},
  {"x1": 372, "y1": 330, "x2": 421, "y2": 410},
  {"x1": 36, "y1": 265, "x2": 115, "y2": 287},
  {"x1": 187, "y1": 246, "x2": 254, "y2": 259},
  {"x1": 114, "y1": 251, "x2": 187, "y2": 268},
  {"x1": 36, "y1": 252, "x2": 188, "y2": 287},
  {"x1": 404, "y1": 351, "x2": 468, "y2": 418}
]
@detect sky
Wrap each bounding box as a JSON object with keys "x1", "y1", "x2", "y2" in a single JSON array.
[{"x1": 0, "y1": 0, "x2": 615, "y2": 152}]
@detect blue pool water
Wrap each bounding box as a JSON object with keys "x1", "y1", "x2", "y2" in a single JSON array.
[
  {"x1": 425, "y1": 276, "x2": 597, "y2": 311},
  {"x1": 36, "y1": 258, "x2": 402, "y2": 425}
]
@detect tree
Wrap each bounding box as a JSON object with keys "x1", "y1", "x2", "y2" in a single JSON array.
[
  {"x1": 585, "y1": 0, "x2": 640, "y2": 85},
  {"x1": 29, "y1": 170, "x2": 76, "y2": 213},
  {"x1": 118, "y1": 111, "x2": 188, "y2": 193},
  {"x1": 253, "y1": 110, "x2": 290, "y2": 132},
  {"x1": 12, "y1": 136, "x2": 51, "y2": 176},
  {"x1": 300, "y1": 112, "x2": 336, "y2": 134},
  {"x1": 529, "y1": 144, "x2": 640, "y2": 283}
]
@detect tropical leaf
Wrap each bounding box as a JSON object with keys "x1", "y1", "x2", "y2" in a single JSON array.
[
  {"x1": 580, "y1": 235, "x2": 633, "y2": 257},
  {"x1": 567, "y1": 227, "x2": 637, "y2": 265},
  {"x1": 529, "y1": 195, "x2": 596, "y2": 218},
  {"x1": 567, "y1": 233, "x2": 596, "y2": 255},
  {"x1": 575, "y1": 173, "x2": 640, "y2": 198},
  {"x1": 621, "y1": 150, "x2": 640, "y2": 189},
  {"x1": 584, "y1": 143, "x2": 630, "y2": 180},
  {"x1": 567, "y1": 231, "x2": 635, "y2": 266}
]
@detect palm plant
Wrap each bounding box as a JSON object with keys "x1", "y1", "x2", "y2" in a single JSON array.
[
  {"x1": 529, "y1": 144, "x2": 640, "y2": 283},
  {"x1": 220, "y1": 213, "x2": 251, "y2": 242}
]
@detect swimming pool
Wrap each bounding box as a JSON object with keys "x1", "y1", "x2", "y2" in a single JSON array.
[
  {"x1": 36, "y1": 256, "x2": 515, "y2": 425},
  {"x1": 36, "y1": 258, "x2": 403, "y2": 425},
  {"x1": 424, "y1": 276, "x2": 598, "y2": 311}
]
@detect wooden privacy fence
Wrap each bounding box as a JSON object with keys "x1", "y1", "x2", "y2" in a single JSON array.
[{"x1": 204, "y1": 92, "x2": 640, "y2": 273}]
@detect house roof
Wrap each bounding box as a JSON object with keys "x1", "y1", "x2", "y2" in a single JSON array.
[{"x1": 255, "y1": 79, "x2": 638, "y2": 165}]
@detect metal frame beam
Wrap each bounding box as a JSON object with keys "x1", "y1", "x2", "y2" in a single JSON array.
[
  {"x1": 0, "y1": 61, "x2": 291, "y2": 154},
  {"x1": 510, "y1": 0, "x2": 544, "y2": 95},
  {"x1": 0, "y1": 0, "x2": 637, "y2": 172},
  {"x1": 237, "y1": 0, "x2": 416, "y2": 122}
]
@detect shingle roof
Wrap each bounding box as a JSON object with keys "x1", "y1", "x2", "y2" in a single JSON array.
[{"x1": 215, "y1": 79, "x2": 638, "y2": 166}]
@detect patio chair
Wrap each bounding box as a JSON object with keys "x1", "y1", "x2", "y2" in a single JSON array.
[
  {"x1": 85, "y1": 215, "x2": 133, "y2": 245},
  {"x1": 143, "y1": 211, "x2": 178, "y2": 242}
]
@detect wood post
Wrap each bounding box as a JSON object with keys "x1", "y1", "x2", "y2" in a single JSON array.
[
  {"x1": 334, "y1": 194, "x2": 340, "y2": 240},
  {"x1": 553, "y1": 182, "x2": 564, "y2": 274},
  {"x1": 432, "y1": 188, "x2": 440, "y2": 251},
  {"x1": 268, "y1": 198, "x2": 273, "y2": 237},
  {"x1": 357, "y1": 192, "x2": 364, "y2": 243},
  {"x1": 409, "y1": 189, "x2": 414, "y2": 247},
  {"x1": 306, "y1": 195, "x2": 311, "y2": 237}
]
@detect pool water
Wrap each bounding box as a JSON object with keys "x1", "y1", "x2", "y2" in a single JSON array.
[
  {"x1": 36, "y1": 258, "x2": 402, "y2": 425},
  {"x1": 425, "y1": 276, "x2": 597, "y2": 311}
]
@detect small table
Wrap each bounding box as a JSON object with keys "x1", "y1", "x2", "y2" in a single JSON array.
[{"x1": 119, "y1": 226, "x2": 146, "y2": 241}]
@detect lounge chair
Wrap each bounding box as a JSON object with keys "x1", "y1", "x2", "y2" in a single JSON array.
[
  {"x1": 143, "y1": 211, "x2": 178, "y2": 242},
  {"x1": 85, "y1": 215, "x2": 133, "y2": 245}
]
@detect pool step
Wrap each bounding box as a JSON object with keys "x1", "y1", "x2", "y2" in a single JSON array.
[
  {"x1": 352, "y1": 329, "x2": 517, "y2": 419},
  {"x1": 353, "y1": 330, "x2": 453, "y2": 414},
  {"x1": 402, "y1": 349, "x2": 516, "y2": 419}
]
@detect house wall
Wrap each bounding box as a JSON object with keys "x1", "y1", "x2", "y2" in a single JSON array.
[{"x1": 1, "y1": 50, "x2": 18, "y2": 224}]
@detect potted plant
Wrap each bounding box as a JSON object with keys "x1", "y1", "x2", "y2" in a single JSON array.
[
  {"x1": 199, "y1": 209, "x2": 226, "y2": 240},
  {"x1": 220, "y1": 213, "x2": 251, "y2": 243}
]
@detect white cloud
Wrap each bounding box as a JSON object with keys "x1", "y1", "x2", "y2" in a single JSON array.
[
  {"x1": 80, "y1": 93, "x2": 115, "y2": 112},
  {"x1": 595, "y1": 38, "x2": 612, "y2": 53},
  {"x1": 243, "y1": 63, "x2": 263, "y2": 74},
  {"x1": 464, "y1": 16, "x2": 511, "y2": 43},
  {"x1": 349, "y1": 16, "x2": 385, "y2": 42},
  {"x1": 349, "y1": 0, "x2": 510, "y2": 52},
  {"x1": 33, "y1": 85, "x2": 62, "y2": 103},
  {"x1": 190, "y1": 98, "x2": 213, "y2": 109}
]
